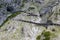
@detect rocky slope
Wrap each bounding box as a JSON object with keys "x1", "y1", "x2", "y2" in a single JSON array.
[{"x1": 0, "y1": 0, "x2": 60, "y2": 40}]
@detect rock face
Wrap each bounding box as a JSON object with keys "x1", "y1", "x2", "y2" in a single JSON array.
[{"x1": 0, "y1": 0, "x2": 60, "y2": 40}]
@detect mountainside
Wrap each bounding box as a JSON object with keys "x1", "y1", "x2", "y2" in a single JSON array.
[{"x1": 0, "y1": 0, "x2": 60, "y2": 40}]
